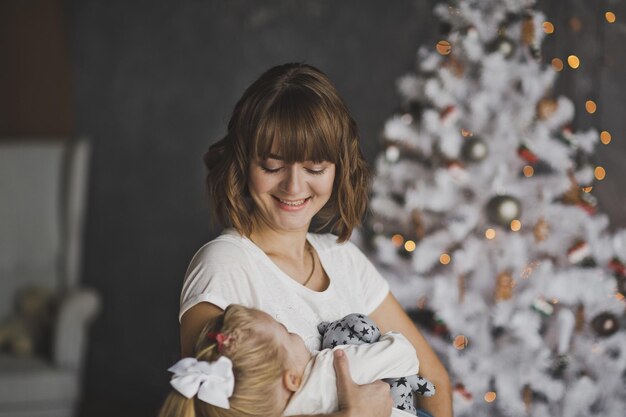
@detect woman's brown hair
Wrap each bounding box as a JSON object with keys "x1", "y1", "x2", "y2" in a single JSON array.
[
  {"x1": 158, "y1": 305, "x2": 287, "y2": 417},
  {"x1": 204, "y1": 63, "x2": 370, "y2": 242}
]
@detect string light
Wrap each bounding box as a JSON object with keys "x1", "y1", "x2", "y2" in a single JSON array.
[
  {"x1": 510, "y1": 219, "x2": 522, "y2": 232},
  {"x1": 440, "y1": 253, "x2": 451, "y2": 265},
  {"x1": 585, "y1": 100, "x2": 597, "y2": 114},
  {"x1": 484, "y1": 392, "x2": 497, "y2": 403},
  {"x1": 605, "y1": 12, "x2": 616, "y2": 23},
  {"x1": 404, "y1": 240, "x2": 416, "y2": 252},
  {"x1": 485, "y1": 228, "x2": 496, "y2": 240},
  {"x1": 523, "y1": 165, "x2": 534, "y2": 177},
  {"x1": 569, "y1": 17, "x2": 582, "y2": 32},
  {"x1": 551, "y1": 58, "x2": 564, "y2": 71},
  {"x1": 600, "y1": 130, "x2": 612, "y2": 144},
  {"x1": 542, "y1": 21, "x2": 554, "y2": 34},
  {"x1": 453, "y1": 335, "x2": 468, "y2": 350},
  {"x1": 567, "y1": 55, "x2": 580, "y2": 69},
  {"x1": 391, "y1": 234, "x2": 405, "y2": 247},
  {"x1": 436, "y1": 40, "x2": 452, "y2": 55},
  {"x1": 594, "y1": 166, "x2": 606, "y2": 180}
]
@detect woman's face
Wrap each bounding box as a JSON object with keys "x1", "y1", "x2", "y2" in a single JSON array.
[{"x1": 248, "y1": 151, "x2": 335, "y2": 234}]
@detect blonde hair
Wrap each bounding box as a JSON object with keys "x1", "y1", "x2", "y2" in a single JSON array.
[
  {"x1": 158, "y1": 305, "x2": 287, "y2": 417},
  {"x1": 204, "y1": 62, "x2": 371, "y2": 242}
]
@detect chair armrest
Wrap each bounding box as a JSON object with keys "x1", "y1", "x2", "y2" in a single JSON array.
[{"x1": 53, "y1": 289, "x2": 101, "y2": 370}]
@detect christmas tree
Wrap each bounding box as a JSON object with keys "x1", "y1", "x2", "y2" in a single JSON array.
[{"x1": 361, "y1": 1, "x2": 626, "y2": 416}]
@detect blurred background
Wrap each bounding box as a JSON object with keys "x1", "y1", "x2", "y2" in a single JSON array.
[{"x1": 1, "y1": 1, "x2": 624, "y2": 416}]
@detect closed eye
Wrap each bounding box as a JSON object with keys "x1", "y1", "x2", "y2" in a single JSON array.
[
  {"x1": 306, "y1": 168, "x2": 327, "y2": 175},
  {"x1": 260, "y1": 165, "x2": 282, "y2": 173}
]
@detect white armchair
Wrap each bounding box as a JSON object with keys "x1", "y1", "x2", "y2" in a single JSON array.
[{"x1": 0, "y1": 138, "x2": 100, "y2": 417}]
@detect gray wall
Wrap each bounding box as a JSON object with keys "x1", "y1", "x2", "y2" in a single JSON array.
[{"x1": 70, "y1": 1, "x2": 625, "y2": 416}]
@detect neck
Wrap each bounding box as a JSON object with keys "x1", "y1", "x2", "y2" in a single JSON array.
[{"x1": 249, "y1": 225, "x2": 310, "y2": 259}]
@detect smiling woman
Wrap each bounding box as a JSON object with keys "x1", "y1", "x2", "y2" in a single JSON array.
[
  {"x1": 177, "y1": 63, "x2": 452, "y2": 417},
  {"x1": 203, "y1": 63, "x2": 370, "y2": 243}
]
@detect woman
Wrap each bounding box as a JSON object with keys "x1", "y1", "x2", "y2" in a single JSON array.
[{"x1": 180, "y1": 63, "x2": 452, "y2": 417}]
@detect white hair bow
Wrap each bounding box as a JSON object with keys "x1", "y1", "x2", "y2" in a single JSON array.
[{"x1": 168, "y1": 357, "x2": 235, "y2": 409}]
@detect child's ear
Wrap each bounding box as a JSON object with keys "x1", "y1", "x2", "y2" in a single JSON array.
[{"x1": 282, "y1": 370, "x2": 302, "y2": 392}]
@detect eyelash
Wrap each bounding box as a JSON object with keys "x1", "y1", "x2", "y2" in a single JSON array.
[{"x1": 260, "y1": 166, "x2": 326, "y2": 175}]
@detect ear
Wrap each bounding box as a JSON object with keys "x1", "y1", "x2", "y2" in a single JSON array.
[
  {"x1": 318, "y1": 322, "x2": 329, "y2": 335},
  {"x1": 282, "y1": 369, "x2": 302, "y2": 393}
]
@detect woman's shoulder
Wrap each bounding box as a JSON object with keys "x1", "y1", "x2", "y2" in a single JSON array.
[
  {"x1": 307, "y1": 232, "x2": 361, "y2": 255},
  {"x1": 189, "y1": 228, "x2": 253, "y2": 266}
]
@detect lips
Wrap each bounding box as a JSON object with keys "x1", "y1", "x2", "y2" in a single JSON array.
[{"x1": 276, "y1": 197, "x2": 309, "y2": 206}]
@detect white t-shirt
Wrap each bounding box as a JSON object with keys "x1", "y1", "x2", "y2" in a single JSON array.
[
  {"x1": 179, "y1": 228, "x2": 390, "y2": 352},
  {"x1": 284, "y1": 332, "x2": 418, "y2": 417}
]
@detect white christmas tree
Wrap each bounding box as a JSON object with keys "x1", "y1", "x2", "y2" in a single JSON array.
[{"x1": 361, "y1": 1, "x2": 626, "y2": 416}]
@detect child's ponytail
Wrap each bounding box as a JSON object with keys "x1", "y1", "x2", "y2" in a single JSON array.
[{"x1": 157, "y1": 391, "x2": 196, "y2": 417}]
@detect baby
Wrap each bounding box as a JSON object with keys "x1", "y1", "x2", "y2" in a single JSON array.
[{"x1": 159, "y1": 304, "x2": 425, "y2": 417}]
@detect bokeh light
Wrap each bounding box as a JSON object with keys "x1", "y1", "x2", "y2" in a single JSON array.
[
  {"x1": 440, "y1": 253, "x2": 451, "y2": 265},
  {"x1": 392, "y1": 234, "x2": 405, "y2": 247},
  {"x1": 436, "y1": 40, "x2": 452, "y2": 55},
  {"x1": 582, "y1": 186, "x2": 593, "y2": 193},
  {"x1": 569, "y1": 17, "x2": 582, "y2": 32},
  {"x1": 567, "y1": 55, "x2": 580, "y2": 69},
  {"x1": 594, "y1": 166, "x2": 606, "y2": 181},
  {"x1": 551, "y1": 58, "x2": 564, "y2": 71},
  {"x1": 404, "y1": 240, "x2": 416, "y2": 252},
  {"x1": 523, "y1": 165, "x2": 534, "y2": 177},
  {"x1": 453, "y1": 335, "x2": 468, "y2": 350},
  {"x1": 600, "y1": 130, "x2": 612, "y2": 144},
  {"x1": 585, "y1": 100, "x2": 597, "y2": 114},
  {"x1": 543, "y1": 21, "x2": 554, "y2": 34},
  {"x1": 510, "y1": 220, "x2": 522, "y2": 232},
  {"x1": 605, "y1": 12, "x2": 616, "y2": 23},
  {"x1": 485, "y1": 228, "x2": 496, "y2": 240},
  {"x1": 484, "y1": 392, "x2": 497, "y2": 403}
]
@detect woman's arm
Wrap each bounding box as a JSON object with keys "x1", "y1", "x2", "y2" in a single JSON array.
[
  {"x1": 370, "y1": 292, "x2": 453, "y2": 417},
  {"x1": 180, "y1": 302, "x2": 223, "y2": 357}
]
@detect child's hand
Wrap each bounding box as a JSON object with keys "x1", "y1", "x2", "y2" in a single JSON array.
[{"x1": 333, "y1": 349, "x2": 393, "y2": 417}]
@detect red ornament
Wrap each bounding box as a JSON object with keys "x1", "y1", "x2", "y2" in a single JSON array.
[
  {"x1": 454, "y1": 383, "x2": 473, "y2": 401},
  {"x1": 440, "y1": 105, "x2": 456, "y2": 120},
  {"x1": 517, "y1": 145, "x2": 539, "y2": 164}
]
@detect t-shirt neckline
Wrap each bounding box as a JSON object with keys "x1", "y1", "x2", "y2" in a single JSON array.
[{"x1": 228, "y1": 229, "x2": 334, "y2": 295}]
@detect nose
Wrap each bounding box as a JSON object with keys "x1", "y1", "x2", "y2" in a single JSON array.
[{"x1": 280, "y1": 164, "x2": 303, "y2": 195}]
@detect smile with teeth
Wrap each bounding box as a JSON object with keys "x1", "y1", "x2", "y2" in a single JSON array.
[{"x1": 275, "y1": 196, "x2": 310, "y2": 206}]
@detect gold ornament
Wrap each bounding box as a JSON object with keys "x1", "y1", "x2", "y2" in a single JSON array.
[
  {"x1": 458, "y1": 274, "x2": 466, "y2": 304},
  {"x1": 537, "y1": 98, "x2": 558, "y2": 120},
  {"x1": 523, "y1": 385, "x2": 532, "y2": 413},
  {"x1": 522, "y1": 17, "x2": 535, "y2": 45},
  {"x1": 533, "y1": 218, "x2": 550, "y2": 242},
  {"x1": 446, "y1": 55, "x2": 465, "y2": 77},
  {"x1": 411, "y1": 209, "x2": 425, "y2": 241},
  {"x1": 575, "y1": 304, "x2": 585, "y2": 332},
  {"x1": 495, "y1": 271, "x2": 515, "y2": 301},
  {"x1": 562, "y1": 173, "x2": 582, "y2": 204}
]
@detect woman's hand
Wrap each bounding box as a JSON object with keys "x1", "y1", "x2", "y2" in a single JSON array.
[
  {"x1": 333, "y1": 349, "x2": 392, "y2": 417},
  {"x1": 370, "y1": 293, "x2": 453, "y2": 417}
]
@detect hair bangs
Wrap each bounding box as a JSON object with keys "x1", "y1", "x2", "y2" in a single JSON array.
[{"x1": 252, "y1": 86, "x2": 340, "y2": 164}]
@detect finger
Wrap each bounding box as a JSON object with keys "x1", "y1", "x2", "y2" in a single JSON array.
[{"x1": 333, "y1": 349, "x2": 354, "y2": 396}]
